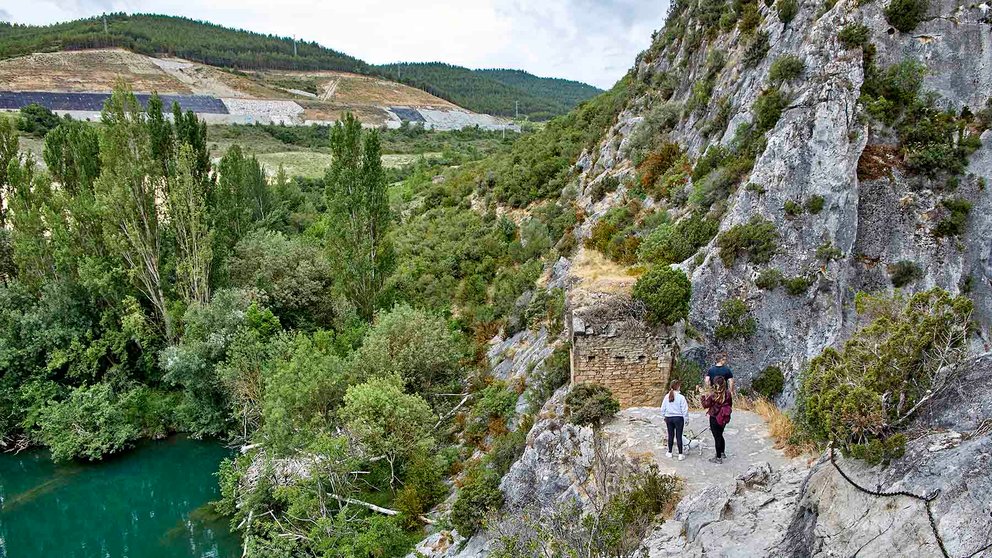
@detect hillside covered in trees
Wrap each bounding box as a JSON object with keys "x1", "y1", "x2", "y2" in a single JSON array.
[
  {"x1": 377, "y1": 62, "x2": 602, "y2": 120},
  {"x1": 0, "y1": 13, "x2": 601, "y2": 119}
]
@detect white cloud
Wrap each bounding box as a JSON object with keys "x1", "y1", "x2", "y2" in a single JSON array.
[{"x1": 1, "y1": 0, "x2": 669, "y2": 88}]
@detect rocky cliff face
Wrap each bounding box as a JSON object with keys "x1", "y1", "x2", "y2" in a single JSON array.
[
  {"x1": 578, "y1": 0, "x2": 992, "y2": 394},
  {"x1": 416, "y1": 0, "x2": 992, "y2": 555}
]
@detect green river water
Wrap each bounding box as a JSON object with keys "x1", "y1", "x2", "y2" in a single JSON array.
[{"x1": 0, "y1": 436, "x2": 242, "y2": 558}]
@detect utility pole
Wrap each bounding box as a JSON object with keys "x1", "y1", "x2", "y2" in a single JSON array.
[{"x1": 293, "y1": 35, "x2": 297, "y2": 57}]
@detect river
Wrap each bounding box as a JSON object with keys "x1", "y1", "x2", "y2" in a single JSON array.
[{"x1": 0, "y1": 436, "x2": 242, "y2": 558}]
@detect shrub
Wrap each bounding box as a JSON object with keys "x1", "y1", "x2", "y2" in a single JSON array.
[
  {"x1": 638, "y1": 212, "x2": 718, "y2": 266},
  {"x1": 37, "y1": 383, "x2": 143, "y2": 462},
  {"x1": 888, "y1": 260, "x2": 922, "y2": 287},
  {"x1": 18, "y1": 103, "x2": 61, "y2": 137},
  {"x1": 565, "y1": 383, "x2": 620, "y2": 428},
  {"x1": 769, "y1": 55, "x2": 805, "y2": 83},
  {"x1": 743, "y1": 32, "x2": 771, "y2": 68},
  {"x1": 805, "y1": 195, "x2": 825, "y2": 214},
  {"x1": 933, "y1": 198, "x2": 972, "y2": 237},
  {"x1": 796, "y1": 289, "x2": 972, "y2": 463},
  {"x1": 739, "y1": 3, "x2": 763, "y2": 34},
  {"x1": 752, "y1": 366, "x2": 785, "y2": 399},
  {"x1": 632, "y1": 267, "x2": 692, "y2": 326},
  {"x1": 527, "y1": 344, "x2": 571, "y2": 412},
  {"x1": 671, "y1": 358, "x2": 705, "y2": 396},
  {"x1": 754, "y1": 88, "x2": 788, "y2": 133},
  {"x1": 777, "y1": 0, "x2": 799, "y2": 23},
  {"x1": 638, "y1": 142, "x2": 684, "y2": 189},
  {"x1": 816, "y1": 242, "x2": 843, "y2": 261},
  {"x1": 884, "y1": 0, "x2": 929, "y2": 32},
  {"x1": 464, "y1": 382, "x2": 518, "y2": 442},
  {"x1": 590, "y1": 176, "x2": 620, "y2": 202},
  {"x1": 837, "y1": 23, "x2": 871, "y2": 49},
  {"x1": 451, "y1": 469, "x2": 504, "y2": 536},
  {"x1": 717, "y1": 217, "x2": 779, "y2": 267},
  {"x1": 755, "y1": 268, "x2": 783, "y2": 290},
  {"x1": 784, "y1": 199, "x2": 803, "y2": 217},
  {"x1": 783, "y1": 275, "x2": 812, "y2": 295},
  {"x1": 715, "y1": 298, "x2": 758, "y2": 340}
]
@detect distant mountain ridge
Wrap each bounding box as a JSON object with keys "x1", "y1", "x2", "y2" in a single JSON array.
[
  {"x1": 0, "y1": 13, "x2": 602, "y2": 120},
  {"x1": 377, "y1": 62, "x2": 603, "y2": 120}
]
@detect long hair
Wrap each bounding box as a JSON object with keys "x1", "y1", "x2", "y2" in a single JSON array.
[
  {"x1": 713, "y1": 375, "x2": 727, "y2": 404},
  {"x1": 668, "y1": 379, "x2": 682, "y2": 402}
]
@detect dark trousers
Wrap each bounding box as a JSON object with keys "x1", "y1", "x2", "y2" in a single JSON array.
[
  {"x1": 709, "y1": 416, "x2": 726, "y2": 458},
  {"x1": 665, "y1": 416, "x2": 685, "y2": 454}
]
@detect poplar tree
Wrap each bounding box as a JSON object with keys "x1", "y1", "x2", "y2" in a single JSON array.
[
  {"x1": 0, "y1": 117, "x2": 18, "y2": 228},
  {"x1": 168, "y1": 145, "x2": 213, "y2": 305},
  {"x1": 96, "y1": 85, "x2": 171, "y2": 337},
  {"x1": 325, "y1": 114, "x2": 394, "y2": 321}
]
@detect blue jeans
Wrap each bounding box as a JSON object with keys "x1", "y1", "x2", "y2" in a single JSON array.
[{"x1": 665, "y1": 416, "x2": 685, "y2": 454}]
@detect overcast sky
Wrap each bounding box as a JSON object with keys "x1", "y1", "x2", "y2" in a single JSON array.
[{"x1": 0, "y1": 0, "x2": 670, "y2": 89}]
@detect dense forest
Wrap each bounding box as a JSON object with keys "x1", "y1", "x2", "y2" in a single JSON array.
[
  {"x1": 0, "y1": 75, "x2": 634, "y2": 554},
  {"x1": 377, "y1": 62, "x2": 602, "y2": 120},
  {"x1": 0, "y1": 13, "x2": 370, "y2": 72},
  {"x1": 0, "y1": 14, "x2": 600, "y2": 119}
]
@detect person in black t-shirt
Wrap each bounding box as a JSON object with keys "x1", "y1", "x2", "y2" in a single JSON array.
[{"x1": 705, "y1": 353, "x2": 735, "y2": 395}]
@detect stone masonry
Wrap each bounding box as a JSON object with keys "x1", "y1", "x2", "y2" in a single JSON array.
[{"x1": 569, "y1": 293, "x2": 677, "y2": 408}]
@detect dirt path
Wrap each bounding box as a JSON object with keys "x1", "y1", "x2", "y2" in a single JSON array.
[{"x1": 604, "y1": 407, "x2": 795, "y2": 494}]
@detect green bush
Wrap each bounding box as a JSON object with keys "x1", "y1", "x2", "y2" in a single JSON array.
[
  {"x1": 777, "y1": 0, "x2": 799, "y2": 23},
  {"x1": 884, "y1": 0, "x2": 929, "y2": 32},
  {"x1": 837, "y1": 23, "x2": 870, "y2": 49},
  {"x1": 888, "y1": 260, "x2": 922, "y2": 287},
  {"x1": 671, "y1": 358, "x2": 705, "y2": 395},
  {"x1": 632, "y1": 266, "x2": 692, "y2": 326},
  {"x1": 18, "y1": 103, "x2": 62, "y2": 137},
  {"x1": 816, "y1": 242, "x2": 843, "y2": 262},
  {"x1": 805, "y1": 195, "x2": 825, "y2": 214},
  {"x1": 796, "y1": 289, "x2": 971, "y2": 463},
  {"x1": 37, "y1": 383, "x2": 142, "y2": 462},
  {"x1": 752, "y1": 365, "x2": 785, "y2": 399},
  {"x1": 527, "y1": 344, "x2": 571, "y2": 412},
  {"x1": 739, "y1": 3, "x2": 763, "y2": 34},
  {"x1": 753, "y1": 88, "x2": 788, "y2": 133},
  {"x1": 768, "y1": 55, "x2": 805, "y2": 83},
  {"x1": 637, "y1": 212, "x2": 719, "y2": 266},
  {"x1": 784, "y1": 199, "x2": 803, "y2": 217},
  {"x1": 565, "y1": 383, "x2": 620, "y2": 428},
  {"x1": 717, "y1": 217, "x2": 779, "y2": 267},
  {"x1": 783, "y1": 275, "x2": 812, "y2": 295},
  {"x1": 451, "y1": 469, "x2": 504, "y2": 536},
  {"x1": 715, "y1": 298, "x2": 758, "y2": 340},
  {"x1": 933, "y1": 198, "x2": 972, "y2": 237},
  {"x1": 743, "y1": 32, "x2": 771, "y2": 68},
  {"x1": 755, "y1": 268, "x2": 783, "y2": 290},
  {"x1": 591, "y1": 176, "x2": 620, "y2": 202}
]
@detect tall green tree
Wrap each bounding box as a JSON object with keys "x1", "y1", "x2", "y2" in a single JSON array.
[
  {"x1": 95, "y1": 85, "x2": 171, "y2": 337},
  {"x1": 325, "y1": 114, "x2": 394, "y2": 321},
  {"x1": 212, "y1": 145, "x2": 273, "y2": 270},
  {"x1": 168, "y1": 145, "x2": 213, "y2": 305},
  {"x1": 0, "y1": 117, "x2": 18, "y2": 228},
  {"x1": 43, "y1": 119, "x2": 101, "y2": 194},
  {"x1": 172, "y1": 102, "x2": 210, "y2": 180},
  {"x1": 146, "y1": 94, "x2": 174, "y2": 175},
  {"x1": 7, "y1": 156, "x2": 53, "y2": 288}
]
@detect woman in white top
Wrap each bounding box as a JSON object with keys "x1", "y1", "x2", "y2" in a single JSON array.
[{"x1": 661, "y1": 379, "x2": 689, "y2": 460}]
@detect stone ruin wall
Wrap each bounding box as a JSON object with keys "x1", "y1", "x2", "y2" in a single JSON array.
[{"x1": 568, "y1": 295, "x2": 676, "y2": 408}]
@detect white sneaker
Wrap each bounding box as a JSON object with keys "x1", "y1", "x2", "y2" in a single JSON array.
[
  {"x1": 678, "y1": 454, "x2": 685, "y2": 461},
  {"x1": 665, "y1": 451, "x2": 673, "y2": 458}
]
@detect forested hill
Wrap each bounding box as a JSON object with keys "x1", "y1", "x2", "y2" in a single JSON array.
[
  {"x1": 0, "y1": 13, "x2": 371, "y2": 73},
  {"x1": 377, "y1": 63, "x2": 603, "y2": 120},
  {"x1": 0, "y1": 13, "x2": 602, "y2": 119}
]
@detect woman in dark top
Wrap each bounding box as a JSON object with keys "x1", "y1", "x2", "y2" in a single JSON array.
[{"x1": 701, "y1": 375, "x2": 733, "y2": 464}]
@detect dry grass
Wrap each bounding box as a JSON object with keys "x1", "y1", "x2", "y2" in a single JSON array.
[
  {"x1": 570, "y1": 246, "x2": 637, "y2": 295},
  {"x1": 744, "y1": 396, "x2": 817, "y2": 458}
]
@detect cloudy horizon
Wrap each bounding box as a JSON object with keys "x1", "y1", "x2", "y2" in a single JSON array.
[{"x1": 0, "y1": 0, "x2": 670, "y2": 90}]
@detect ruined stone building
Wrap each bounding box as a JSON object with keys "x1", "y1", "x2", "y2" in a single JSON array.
[{"x1": 568, "y1": 293, "x2": 677, "y2": 408}]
